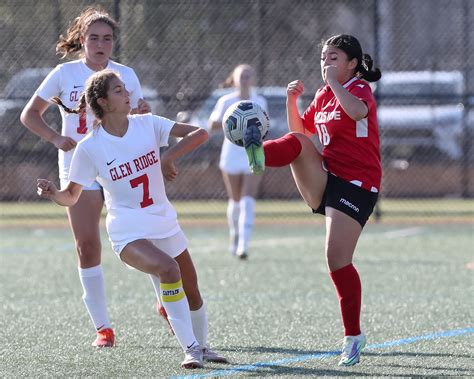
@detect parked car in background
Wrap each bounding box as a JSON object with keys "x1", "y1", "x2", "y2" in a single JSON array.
[
  {"x1": 0, "y1": 68, "x2": 59, "y2": 158},
  {"x1": 375, "y1": 70, "x2": 465, "y2": 161}
]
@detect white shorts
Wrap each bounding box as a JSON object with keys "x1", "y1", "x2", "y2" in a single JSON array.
[
  {"x1": 112, "y1": 229, "x2": 189, "y2": 258},
  {"x1": 60, "y1": 179, "x2": 102, "y2": 191},
  {"x1": 219, "y1": 139, "x2": 251, "y2": 175}
]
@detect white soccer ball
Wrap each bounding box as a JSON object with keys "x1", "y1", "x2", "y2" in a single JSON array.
[{"x1": 222, "y1": 100, "x2": 269, "y2": 147}]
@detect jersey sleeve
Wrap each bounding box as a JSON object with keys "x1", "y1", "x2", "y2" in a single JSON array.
[
  {"x1": 127, "y1": 69, "x2": 143, "y2": 108},
  {"x1": 68, "y1": 142, "x2": 98, "y2": 187},
  {"x1": 350, "y1": 82, "x2": 376, "y2": 112},
  {"x1": 209, "y1": 96, "x2": 228, "y2": 123},
  {"x1": 152, "y1": 115, "x2": 175, "y2": 147},
  {"x1": 35, "y1": 66, "x2": 61, "y2": 102}
]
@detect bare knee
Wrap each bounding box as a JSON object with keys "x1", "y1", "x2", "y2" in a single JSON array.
[
  {"x1": 326, "y1": 245, "x2": 353, "y2": 272},
  {"x1": 155, "y1": 257, "x2": 181, "y2": 283},
  {"x1": 75, "y1": 238, "x2": 101, "y2": 267}
]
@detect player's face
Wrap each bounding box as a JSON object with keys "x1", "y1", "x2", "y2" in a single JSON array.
[
  {"x1": 234, "y1": 67, "x2": 255, "y2": 91},
  {"x1": 82, "y1": 21, "x2": 114, "y2": 70},
  {"x1": 103, "y1": 77, "x2": 131, "y2": 115},
  {"x1": 320, "y1": 45, "x2": 357, "y2": 84}
]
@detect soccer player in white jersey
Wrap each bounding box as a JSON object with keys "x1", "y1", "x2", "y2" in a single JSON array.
[
  {"x1": 243, "y1": 34, "x2": 382, "y2": 366},
  {"x1": 208, "y1": 64, "x2": 267, "y2": 259},
  {"x1": 36, "y1": 69, "x2": 228, "y2": 369},
  {"x1": 20, "y1": 6, "x2": 170, "y2": 348}
]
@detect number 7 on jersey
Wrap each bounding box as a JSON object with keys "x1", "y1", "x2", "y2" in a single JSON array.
[{"x1": 130, "y1": 174, "x2": 154, "y2": 208}]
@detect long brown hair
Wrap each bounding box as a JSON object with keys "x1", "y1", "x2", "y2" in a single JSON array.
[
  {"x1": 52, "y1": 70, "x2": 119, "y2": 120},
  {"x1": 56, "y1": 6, "x2": 118, "y2": 59}
]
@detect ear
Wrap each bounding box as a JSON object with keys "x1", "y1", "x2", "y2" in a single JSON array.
[
  {"x1": 97, "y1": 97, "x2": 107, "y2": 109},
  {"x1": 349, "y1": 57, "x2": 358, "y2": 71},
  {"x1": 79, "y1": 35, "x2": 85, "y2": 46}
]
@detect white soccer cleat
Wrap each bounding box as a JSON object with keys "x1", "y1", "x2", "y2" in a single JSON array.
[
  {"x1": 202, "y1": 347, "x2": 229, "y2": 363},
  {"x1": 181, "y1": 345, "x2": 204, "y2": 369},
  {"x1": 338, "y1": 333, "x2": 366, "y2": 366}
]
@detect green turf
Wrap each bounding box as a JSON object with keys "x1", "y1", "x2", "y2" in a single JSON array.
[
  {"x1": 0, "y1": 221, "x2": 473, "y2": 377},
  {"x1": 0, "y1": 199, "x2": 473, "y2": 227}
]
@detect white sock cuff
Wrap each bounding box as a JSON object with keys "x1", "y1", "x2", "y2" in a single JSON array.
[
  {"x1": 190, "y1": 301, "x2": 206, "y2": 316},
  {"x1": 240, "y1": 196, "x2": 256, "y2": 207},
  {"x1": 78, "y1": 264, "x2": 103, "y2": 278}
]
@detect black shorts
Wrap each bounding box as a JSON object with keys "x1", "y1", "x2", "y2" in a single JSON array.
[{"x1": 313, "y1": 174, "x2": 379, "y2": 227}]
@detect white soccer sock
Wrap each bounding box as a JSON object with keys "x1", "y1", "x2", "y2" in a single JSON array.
[
  {"x1": 149, "y1": 274, "x2": 162, "y2": 306},
  {"x1": 161, "y1": 280, "x2": 198, "y2": 351},
  {"x1": 237, "y1": 196, "x2": 256, "y2": 253},
  {"x1": 190, "y1": 302, "x2": 208, "y2": 348},
  {"x1": 78, "y1": 265, "x2": 111, "y2": 331},
  {"x1": 227, "y1": 199, "x2": 240, "y2": 254}
]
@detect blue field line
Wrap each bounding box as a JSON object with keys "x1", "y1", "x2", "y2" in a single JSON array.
[{"x1": 174, "y1": 327, "x2": 474, "y2": 379}]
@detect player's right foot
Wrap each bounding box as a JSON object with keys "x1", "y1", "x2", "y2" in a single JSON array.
[
  {"x1": 338, "y1": 333, "x2": 366, "y2": 366},
  {"x1": 92, "y1": 328, "x2": 115, "y2": 348},
  {"x1": 181, "y1": 345, "x2": 204, "y2": 369},
  {"x1": 244, "y1": 123, "x2": 265, "y2": 175},
  {"x1": 156, "y1": 302, "x2": 174, "y2": 335}
]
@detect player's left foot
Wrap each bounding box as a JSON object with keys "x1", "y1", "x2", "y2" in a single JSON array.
[
  {"x1": 236, "y1": 251, "x2": 248, "y2": 260},
  {"x1": 244, "y1": 123, "x2": 265, "y2": 175},
  {"x1": 92, "y1": 328, "x2": 115, "y2": 348},
  {"x1": 338, "y1": 333, "x2": 366, "y2": 366},
  {"x1": 155, "y1": 302, "x2": 174, "y2": 335},
  {"x1": 202, "y1": 347, "x2": 229, "y2": 363}
]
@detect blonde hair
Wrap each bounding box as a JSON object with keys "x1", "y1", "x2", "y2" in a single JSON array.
[
  {"x1": 219, "y1": 64, "x2": 255, "y2": 88},
  {"x1": 56, "y1": 6, "x2": 118, "y2": 59}
]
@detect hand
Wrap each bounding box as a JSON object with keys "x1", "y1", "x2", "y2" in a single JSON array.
[
  {"x1": 51, "y1": 135, "x2": 77, "y2": 152},
  {"x1": 37, "y1": 179, "x2": 58, "y2": 200},
  {"x1": 323, "y1": 65, "x2": 338, "y2": 85},
  {"x1": 136, "y1": 98, "x2": 151, "y2": 114},
  {"x1": 287, "y1": 80, "x2": 304, "y2": 100},
  {"x1": 161, "y1": 155, "x2": 178, "y2": 181}
]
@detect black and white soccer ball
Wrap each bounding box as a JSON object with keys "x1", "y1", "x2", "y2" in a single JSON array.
[{"x1": 222, "y1": 101, "x2": 269, "y2": 147}]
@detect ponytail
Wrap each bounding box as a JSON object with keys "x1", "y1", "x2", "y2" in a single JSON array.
[
  {"x1": 358, "y1": 53, "x2": 382, "y2": 82},
  {"x1": 51, "y1": 95, "x2": 86, "y2": 115}
]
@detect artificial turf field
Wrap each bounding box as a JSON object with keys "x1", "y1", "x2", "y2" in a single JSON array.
[{"x1": 1, "y1": 200, "x2": 473, "y2": 377}]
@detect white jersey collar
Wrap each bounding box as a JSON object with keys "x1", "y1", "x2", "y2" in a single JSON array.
[{"x1": 343, "y1": 77, "x2": 358, "y2": 88}]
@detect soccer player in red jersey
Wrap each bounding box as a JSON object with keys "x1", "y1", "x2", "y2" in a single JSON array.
[{"x1": 244, "y1": 34, "x2": 382, "y2": 366}]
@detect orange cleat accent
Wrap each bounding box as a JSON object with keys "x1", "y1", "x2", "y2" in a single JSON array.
[
  {"x1": 92, "y1": 328, "x2": 115, "y2": 348},
  {"x1": 155, "y1": 302, "x2": 174, "y2": 335}
]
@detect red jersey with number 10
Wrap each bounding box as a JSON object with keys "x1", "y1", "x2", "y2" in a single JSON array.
[{"x1": 302, "y1": 77, "x2": 382, "y2": 192}]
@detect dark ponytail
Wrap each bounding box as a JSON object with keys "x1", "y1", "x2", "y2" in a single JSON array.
[
  {"x1": 324, "y1": 34, "x2": 382, "y2": 82},
  {"x1": 359, "y1": 53, "x2": 381, "y2": 82}
]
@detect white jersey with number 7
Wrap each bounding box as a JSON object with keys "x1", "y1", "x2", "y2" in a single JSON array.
[{"x1": 68, "y1": 114, "x2": 181, "y2": 252}]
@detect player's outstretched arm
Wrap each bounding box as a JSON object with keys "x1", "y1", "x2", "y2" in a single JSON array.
[
  {"x1": 161, "y1": 123, "x2": 208, "y2": 181},
  {"x1": 37, "y1": 179, "x2": 83, "y2": 207}
]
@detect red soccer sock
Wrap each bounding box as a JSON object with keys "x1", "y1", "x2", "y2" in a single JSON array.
[
  {"x1": 263, "y1": 133, "x2": 302, "y2": 167},
  {"x1": 329, "y1": 264, "x2": 362, "y2": 336}
]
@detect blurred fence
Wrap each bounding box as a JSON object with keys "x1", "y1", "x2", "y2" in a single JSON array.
[{"x1": 0, "y1": 0, "x2": 473, "y2": 217}]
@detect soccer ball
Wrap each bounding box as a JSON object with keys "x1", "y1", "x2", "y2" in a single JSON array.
[{"x1": 222, "y1": 100, "x2": 269, "y2": 147}]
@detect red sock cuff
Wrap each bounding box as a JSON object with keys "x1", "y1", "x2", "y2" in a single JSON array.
[{"x1": 263, "y1": 133, "x2": 302, "y2": 167}]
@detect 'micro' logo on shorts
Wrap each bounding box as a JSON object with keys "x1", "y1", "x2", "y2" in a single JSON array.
[{"x1": 339, "y1": 198, "x2": 359, "y2": 213}]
